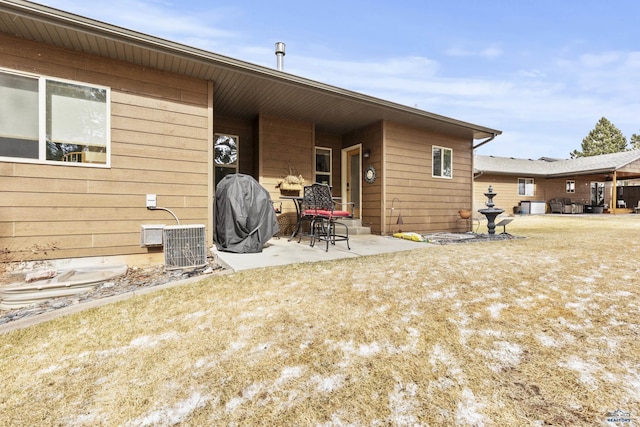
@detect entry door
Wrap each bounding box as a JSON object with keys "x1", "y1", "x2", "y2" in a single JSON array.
[{"x1": 344, "y1": 147, "x2": 361, "y2": 218}]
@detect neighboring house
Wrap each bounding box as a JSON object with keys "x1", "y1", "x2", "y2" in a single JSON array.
[
  {"x1": 0, "y1": 0, "x2": 501, "y2": 264},
  {"x1": 474, "y1": 151, "x2": 640, "y2": 214}
]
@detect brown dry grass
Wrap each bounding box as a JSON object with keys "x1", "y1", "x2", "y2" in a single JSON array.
[{"x1": 1, "y1": 215, "x2": 639, "y2": 426}]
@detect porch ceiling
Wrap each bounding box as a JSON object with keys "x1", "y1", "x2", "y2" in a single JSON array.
[{"x1": 0, "y1": 0, "x2": 501, "y2": 140}]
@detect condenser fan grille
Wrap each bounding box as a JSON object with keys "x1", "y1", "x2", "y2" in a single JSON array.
[{"x1": 163, "y1": 224, "x2": 207, "y2": 270}]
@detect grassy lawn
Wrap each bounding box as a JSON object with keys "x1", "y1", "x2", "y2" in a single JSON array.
[{"x1": 1, "y1": 215, "x2": 639, "y2": 426}]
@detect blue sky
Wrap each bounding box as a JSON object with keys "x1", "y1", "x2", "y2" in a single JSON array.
[{"x1": 39, "y1": 0, "x2": 640, "y2": 159}]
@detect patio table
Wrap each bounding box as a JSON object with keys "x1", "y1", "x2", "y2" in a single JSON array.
[
  {"x1": 279, "y1": 196, "x2": 303, "y2": 241},
  {"x1": 279, "y1": 195, "x2": 344, "y2": 242}
]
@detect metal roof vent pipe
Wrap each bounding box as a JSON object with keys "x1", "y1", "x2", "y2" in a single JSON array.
[{"x1": 275, "y1": 42, "x2": 285, "y2": 71}]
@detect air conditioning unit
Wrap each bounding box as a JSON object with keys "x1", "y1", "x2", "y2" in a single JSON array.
[{"x1": 163, "y1": 224, "x2": 207, "y2": 270}]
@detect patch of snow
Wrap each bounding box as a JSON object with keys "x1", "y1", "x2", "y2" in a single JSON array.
[
  {"x1": 127, "y1": 391, "x2": 208, "y2": 426},
  {"x1": 624, "y1": 364, "x2": 640, "y2": 394},
  {"x1": 559, "y1": 355, "x2": 598, "y2": 389},
  {"x1": 226, "y1": 382, "x2": 262, "y2": 412},
  {"x1": 67, "y1": 412, "x2": 100, "y2": 426},
  {"x1": 479, "y1": 329, "x2": 504, "y2": 338},
  {"x1": 38, "y1": 364, "x2": 60, "y2": 375},
  {"x1": 183, "y1": 310, "x2": 208, "y2": 320},
  {"x1": 376, "y1": 304, "x2": 390, "y2": 313},
  {"x1": 276, "y1": 366, "x2": 304, "y2": 386},
  {"x1": 352, "y1": 282, "x2": 368, "y2": 291},
  {"x1": 358, "y1": 342, "x2": 381, "y2": 357},
  {"x1": 251, "y1": 342, "x2": 272, "y2": 353},
  {"x1": 535, "y1": 333, "x2": 559, "y2": 347},
  {"x1": 427, "y1": 290, "x2": 445, "y2": 300},
  {"x1": 229, "y1": 340, "x2": 246, "y2": 352},
  {"x1": 491, "y1": 341, "x2": 522, "y2": 366},
  {"x1": 487, "y1": 303, "x2": 509, "y2": 319},
  {"x1": 515, "y1": 296, "x2": 535, "y2": 309},
  {"x1": 130, "y1": 332, "x2": 179, "y2": 348},
  {"x1": 387, "y1": 378, "x2": 419, "y2": 426},
  {"x1": 429, "y1": 344, "x2": 463, "y2": 379},
  {"x1": 477, "y1": 341, "x2": 522, "y2": 372},
  {"x1": 407, "y1": 327, "x2": 419, "y2": 337},
  {"x1": 613, "y1": 290, "x2": 633, "y2": 297},
  {"x1": 455, "y1": 387, "x2": 485, "y2": 426},
  {"x1": 557, "y1": 317, "x2": 589, "y2": 331},
  {"x1": 313, "y1": 374, "x2": 345, "y2": 393}
]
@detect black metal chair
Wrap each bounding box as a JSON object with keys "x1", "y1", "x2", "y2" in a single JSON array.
[
  {"x1": 297, "y1": 184, "x2": 320, "y2": 245},
  {"x1": 305, "y1": 183, "x2": 352, "y2": 251}
]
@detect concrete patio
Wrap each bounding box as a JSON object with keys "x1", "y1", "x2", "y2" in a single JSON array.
[{"x1": 212, "y1": 234, "x2": 430, "y2": 271}]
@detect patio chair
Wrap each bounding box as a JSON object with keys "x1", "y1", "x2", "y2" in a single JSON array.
[
  {"x1": 297, "y1": 184, "x2": 320, "y2": 245},
  {"x1": 302, "y1": 183, "x2": 352, "y2": 251}
]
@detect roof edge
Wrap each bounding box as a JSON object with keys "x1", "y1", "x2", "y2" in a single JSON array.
[{"x1": 1, "y1": 0, "x2": 502, "y2": 138}]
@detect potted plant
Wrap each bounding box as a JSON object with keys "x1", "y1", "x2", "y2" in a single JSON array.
[
  {"x1": 458, "y1": 209, "x2": 472, "y2": 219},
  {"x1": 276, "y1": 164, "x2": 305, "y2": 196}
]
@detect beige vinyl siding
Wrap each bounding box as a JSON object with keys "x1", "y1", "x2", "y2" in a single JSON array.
[
  {"x1": 475, "y1": 174, "x2": 606, "y2": 215},
  {"x1": 214, "y1": 115, "x2": 255, "y2": 176},
  {"x1": 474, "y1": 175, "x2": 527, "y2": 215},
  {"x1": 0, "y1": 34, "x2": 210, "y2": 261},
  {"x1": 343, "y1": 122, "x2": 383, "y2": 233},
  {"x1": 258, "y1": 114, "x2": 314, "y2": 205},
  {"x1": 384, "y1": 122, "x2": 472, "y2": 234}
]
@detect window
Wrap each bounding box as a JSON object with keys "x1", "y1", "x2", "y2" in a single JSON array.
[
  {"x1": 518, "y1": 178, "x2": 534, "y2": 196},
  {"x1": 566, "y1": 180, "x2": 575, "y2": 193},
  {"x1": 432, "y1": 146, "x2": 452, "y2": 178},
  {"x1": 214, "y1": 133, "x2": 239, "y2": 186},
  {"x1": 0, "y1": 69, "x2": 109, "y2": 166},
  {"x1": 315, "y1": 147, "x2": 331, "y2": 185}
]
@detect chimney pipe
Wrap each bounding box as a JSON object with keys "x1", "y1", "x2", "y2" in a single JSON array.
[{"x1": 275, "y1": 42, "x2": 285, "y2": 71}]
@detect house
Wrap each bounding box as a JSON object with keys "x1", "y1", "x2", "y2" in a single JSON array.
[
  {"x1": 0, "y1": 0, "x2": 501, "y2": 265},
  {"x1": 474, "y1": 151, "x2": 640, "y2": 215}
]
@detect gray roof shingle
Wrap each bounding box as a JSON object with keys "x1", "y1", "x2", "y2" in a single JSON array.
[{"x1": 475, "y1": 150, "x2": 640, "y2": 177}]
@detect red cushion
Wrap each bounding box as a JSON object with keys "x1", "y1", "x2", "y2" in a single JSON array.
[
  {"x1": 302, "y1": 209, "x2": 351, "y2": 218},
  {"x1": 315, "y1": 209, "x2": 350, "y2": 218}
]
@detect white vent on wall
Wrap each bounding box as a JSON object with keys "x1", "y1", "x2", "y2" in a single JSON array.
[
  {"x1": 163, "y1": 224, "x2": 207, "y2": 270},
  {"x1": 140, "y1": 224, "x2": 165, "y2": 247}
]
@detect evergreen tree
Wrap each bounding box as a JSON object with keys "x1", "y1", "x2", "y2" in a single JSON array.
[
  {"x1": 570, "y1": 117, "x2": 628, "y2": 158},
  {"x1": 631, "y1": 132, "x2": 640, "y2": 150}
]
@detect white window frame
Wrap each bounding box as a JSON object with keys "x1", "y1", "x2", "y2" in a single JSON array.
[
  {"x1": 432, "y1": 146, "x2": 453, "y2": 179},
  {"x1": 315, "y1": 147, "x2": 332, "y2": 186},
  {"x1": 0, "y1": 68, "x2": 110, "y2": 168},
  {"x1": 566, "y1": 180, "x2": 575, "y2": 193},
  {"x1": 518, "y1": 178, "x2": 534, "y2": 196}
]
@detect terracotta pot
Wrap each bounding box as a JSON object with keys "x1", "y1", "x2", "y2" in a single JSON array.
[{"x1": 458, "y1": 209, "x2": 472, "y2": 219}]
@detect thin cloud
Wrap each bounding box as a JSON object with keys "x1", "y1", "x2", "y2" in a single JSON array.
[{"x1": 444, "y1": 46, "x2": 503, "y2": 58}]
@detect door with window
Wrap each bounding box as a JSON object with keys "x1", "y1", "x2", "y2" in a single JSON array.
[{"x1": 343, "y1": 146, "x2": 361, "y2": 218}]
